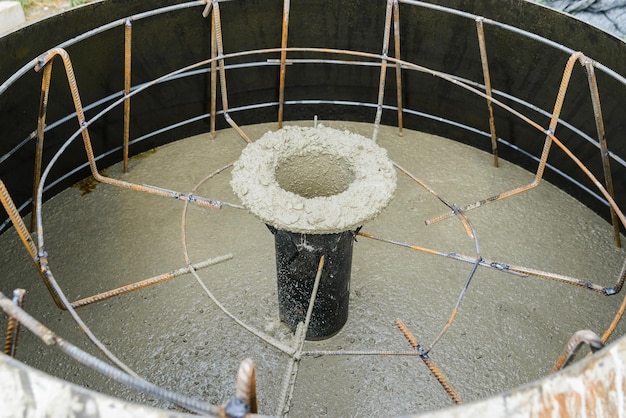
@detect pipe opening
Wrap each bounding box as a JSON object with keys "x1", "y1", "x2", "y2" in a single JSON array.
[{"x1": 275, "y1": 153, "x2": 355, "y2": 199}]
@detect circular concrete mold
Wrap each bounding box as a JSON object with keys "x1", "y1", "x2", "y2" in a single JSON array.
[{"x1": 0, "y1": 0, "x2": 626, "y2": 417}]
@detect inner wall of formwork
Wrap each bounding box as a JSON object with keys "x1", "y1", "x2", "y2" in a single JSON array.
[{"x1": 0, "y1": 0, "x2": 625, "y2": 226}]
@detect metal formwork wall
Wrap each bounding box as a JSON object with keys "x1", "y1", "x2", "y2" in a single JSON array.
[
  {"x1": 1, "y1": 0, "x2": 626, "y2": 416},
  {"x1": 0, "y1": 0, "x2": 625, "y2": 226}
]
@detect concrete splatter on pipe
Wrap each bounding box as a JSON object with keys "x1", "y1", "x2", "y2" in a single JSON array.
[{"x1": 231, "y1": 125, "x2": 397, "y2": 338}]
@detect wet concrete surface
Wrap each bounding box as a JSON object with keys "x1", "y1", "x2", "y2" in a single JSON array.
[{"x1": 0, "y1": 121, "x2": 625, "y2": 416}]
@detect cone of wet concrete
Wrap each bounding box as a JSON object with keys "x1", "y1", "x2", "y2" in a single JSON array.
[{"x1": 231, "y1": 125, "x2": 396, "y2": 339}]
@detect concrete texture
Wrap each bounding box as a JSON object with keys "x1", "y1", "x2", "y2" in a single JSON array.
[{"x1": 0, "y1": 1, "x2": 24, "y2": 36}]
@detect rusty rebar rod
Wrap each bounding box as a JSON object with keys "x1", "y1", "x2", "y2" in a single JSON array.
[
  {"x1": 30, "y1": 62, "x2": 52, "y2": 233},
  {"x1": 428, "y1": 257, "x2": 481, "y2": 352},
  {"x1": 393, "y1": 161, "x2": 475, "y2": 240},
  {"x1": 372, "y1": 0, "x2": 394, "y2": 142},
  {"x1": 551, "y1": 329, "x2": 604, "y2": 373},
  {"x1": 236, "y1": 358, "x2": 258, "y2": 415},
  {"x1": 3, "y1": 288, "x2": 26, "y2": 358},
  {"x1": 583, "y1": 58, "x2": 621, "y2": 248},
  {"x1": 70, "y1": 254, "x2": 233, "y2": 309},
  {"x1": 475, "y1": 17, "x2": 499, "y2": 168},
  {"x1": 601, "y1": 261, "x2": 626, "y2": 343},
  {"x1": 357, "y1": 230, "x2": 619, "y2": 294},
  {"x1": 0, "y1": 291, "x2": 223, "y2": 416},
  {"x1": 33, "y1": 48, "x2": 240, "y2": 213},
  {"x1": 210, "y1": 8, "x2": 217, "y2": 138},
  {"x1": 394, "y1": 319, "x2": 463, "y2": 404},
  {"x1": 203, "y1": 0, "x2": 218, "y2": 138},
  {"x1": 303, "y1": 349, "x2": 418, "y2": 357},
  {"x1": 426, "y1": 51, "x2": 587, "y2": 226},
  {"x1": 277, "y1": 0, "x2": 290, "y2": 129},
  {"x1": 0, "y1": 180, "x2": 65, "y2": 309},
  {"x1": 123, "y1": 18, "x2": 132, "y2": 173},
  {"x1": 0, "y1": 181, "x2": 37, "y2": 260},
  {"x1": 276, "y1": 256, "x2": 325, "y2": 417},
  {"x1": 392, "y1": 0, "x2": 403, "y2": 137}
]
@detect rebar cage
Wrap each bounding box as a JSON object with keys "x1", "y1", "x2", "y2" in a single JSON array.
[{"x1": 1, "y1": 0, "x2": 626, "y2": 416}]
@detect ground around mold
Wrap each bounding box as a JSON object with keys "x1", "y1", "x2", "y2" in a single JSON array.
[{"x1": 21, "y1": 0, "x2": 95, "y2": 23}]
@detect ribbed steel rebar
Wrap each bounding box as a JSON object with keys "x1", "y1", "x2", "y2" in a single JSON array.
[
  {"x1": 207, "y1": 0, "x2": 252, "y2": 144},
  {"x1": 475, "y1": 17, "x2": 499, "y2": 168},
  {"x1": 426, "y1": 51, "x2": 587, "y2": 226},
  {"x1": 235, "y1": 358, "x2": 258, "y2": 414},
  {"x1": 357, "y1": 230, "x2": 614, "y2": 295},
  {"x1": 552, "y1": 329, "x2": 604, "y2": 373},
  {"x1": 394, "y1": 319, "x2": 463, "y2": 404},
  {"x1": 30, "y1": 64, "x2": 52, "y2": 233},
  {"x1": 276, "y1": 256, "x2": 325, "y2": 417},
  {"x1": 123, "y1": 18, "x2": 132, "y2": 173},
  {"x1": 34, "y1": 48, "x2": 237, "y2": 212},
  {"x1": 277, "y1": 0, "x2": 290, "y2": 129},
  {"x1": 0, "y1": 180, "x2": 65, "y2": 309},
  {"x1": 0, "y1": 291, "x2": 223, "y2": 416},
  {"x1": 392, "y1": 0, "x2": 403, "y2": 137},
  {"x1": 582, "y1": 58, "x2": 621, "y2": 248}
]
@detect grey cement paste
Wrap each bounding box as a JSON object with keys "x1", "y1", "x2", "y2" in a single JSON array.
[
  {"x1": 0, "y1": 121, "x2": 625, "y2": 416},
  {"x1": 231, "y1": 125, "x2": 397, "y2": 234}
]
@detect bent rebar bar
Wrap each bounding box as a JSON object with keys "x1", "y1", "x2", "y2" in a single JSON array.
[
  {"x1": 276, "y1": 256, "x2": 324, "y2": 417},
  {"x1": 395, "y1": 319, "x2": 463, "y2": 404},
  {"x1": 426, "y1": 51, "x2": 587, "y2": 226},
  {"x1": 3, "y1": 289, "x2": 26, "y2": 358},
  {"x1": 70, "y1": 254, "x2": 233, "y2": 309}
]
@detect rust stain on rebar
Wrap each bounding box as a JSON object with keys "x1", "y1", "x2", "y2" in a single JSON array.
[
  {"x1": 123, "y1": 18, "x2": 132, "y2": 174},
  {"x1": 551, "y1": 330, "x2": 603, "y2": 373},
  {"x1": 394, "y1": 319, "x2": 463, "y2": 405}
]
